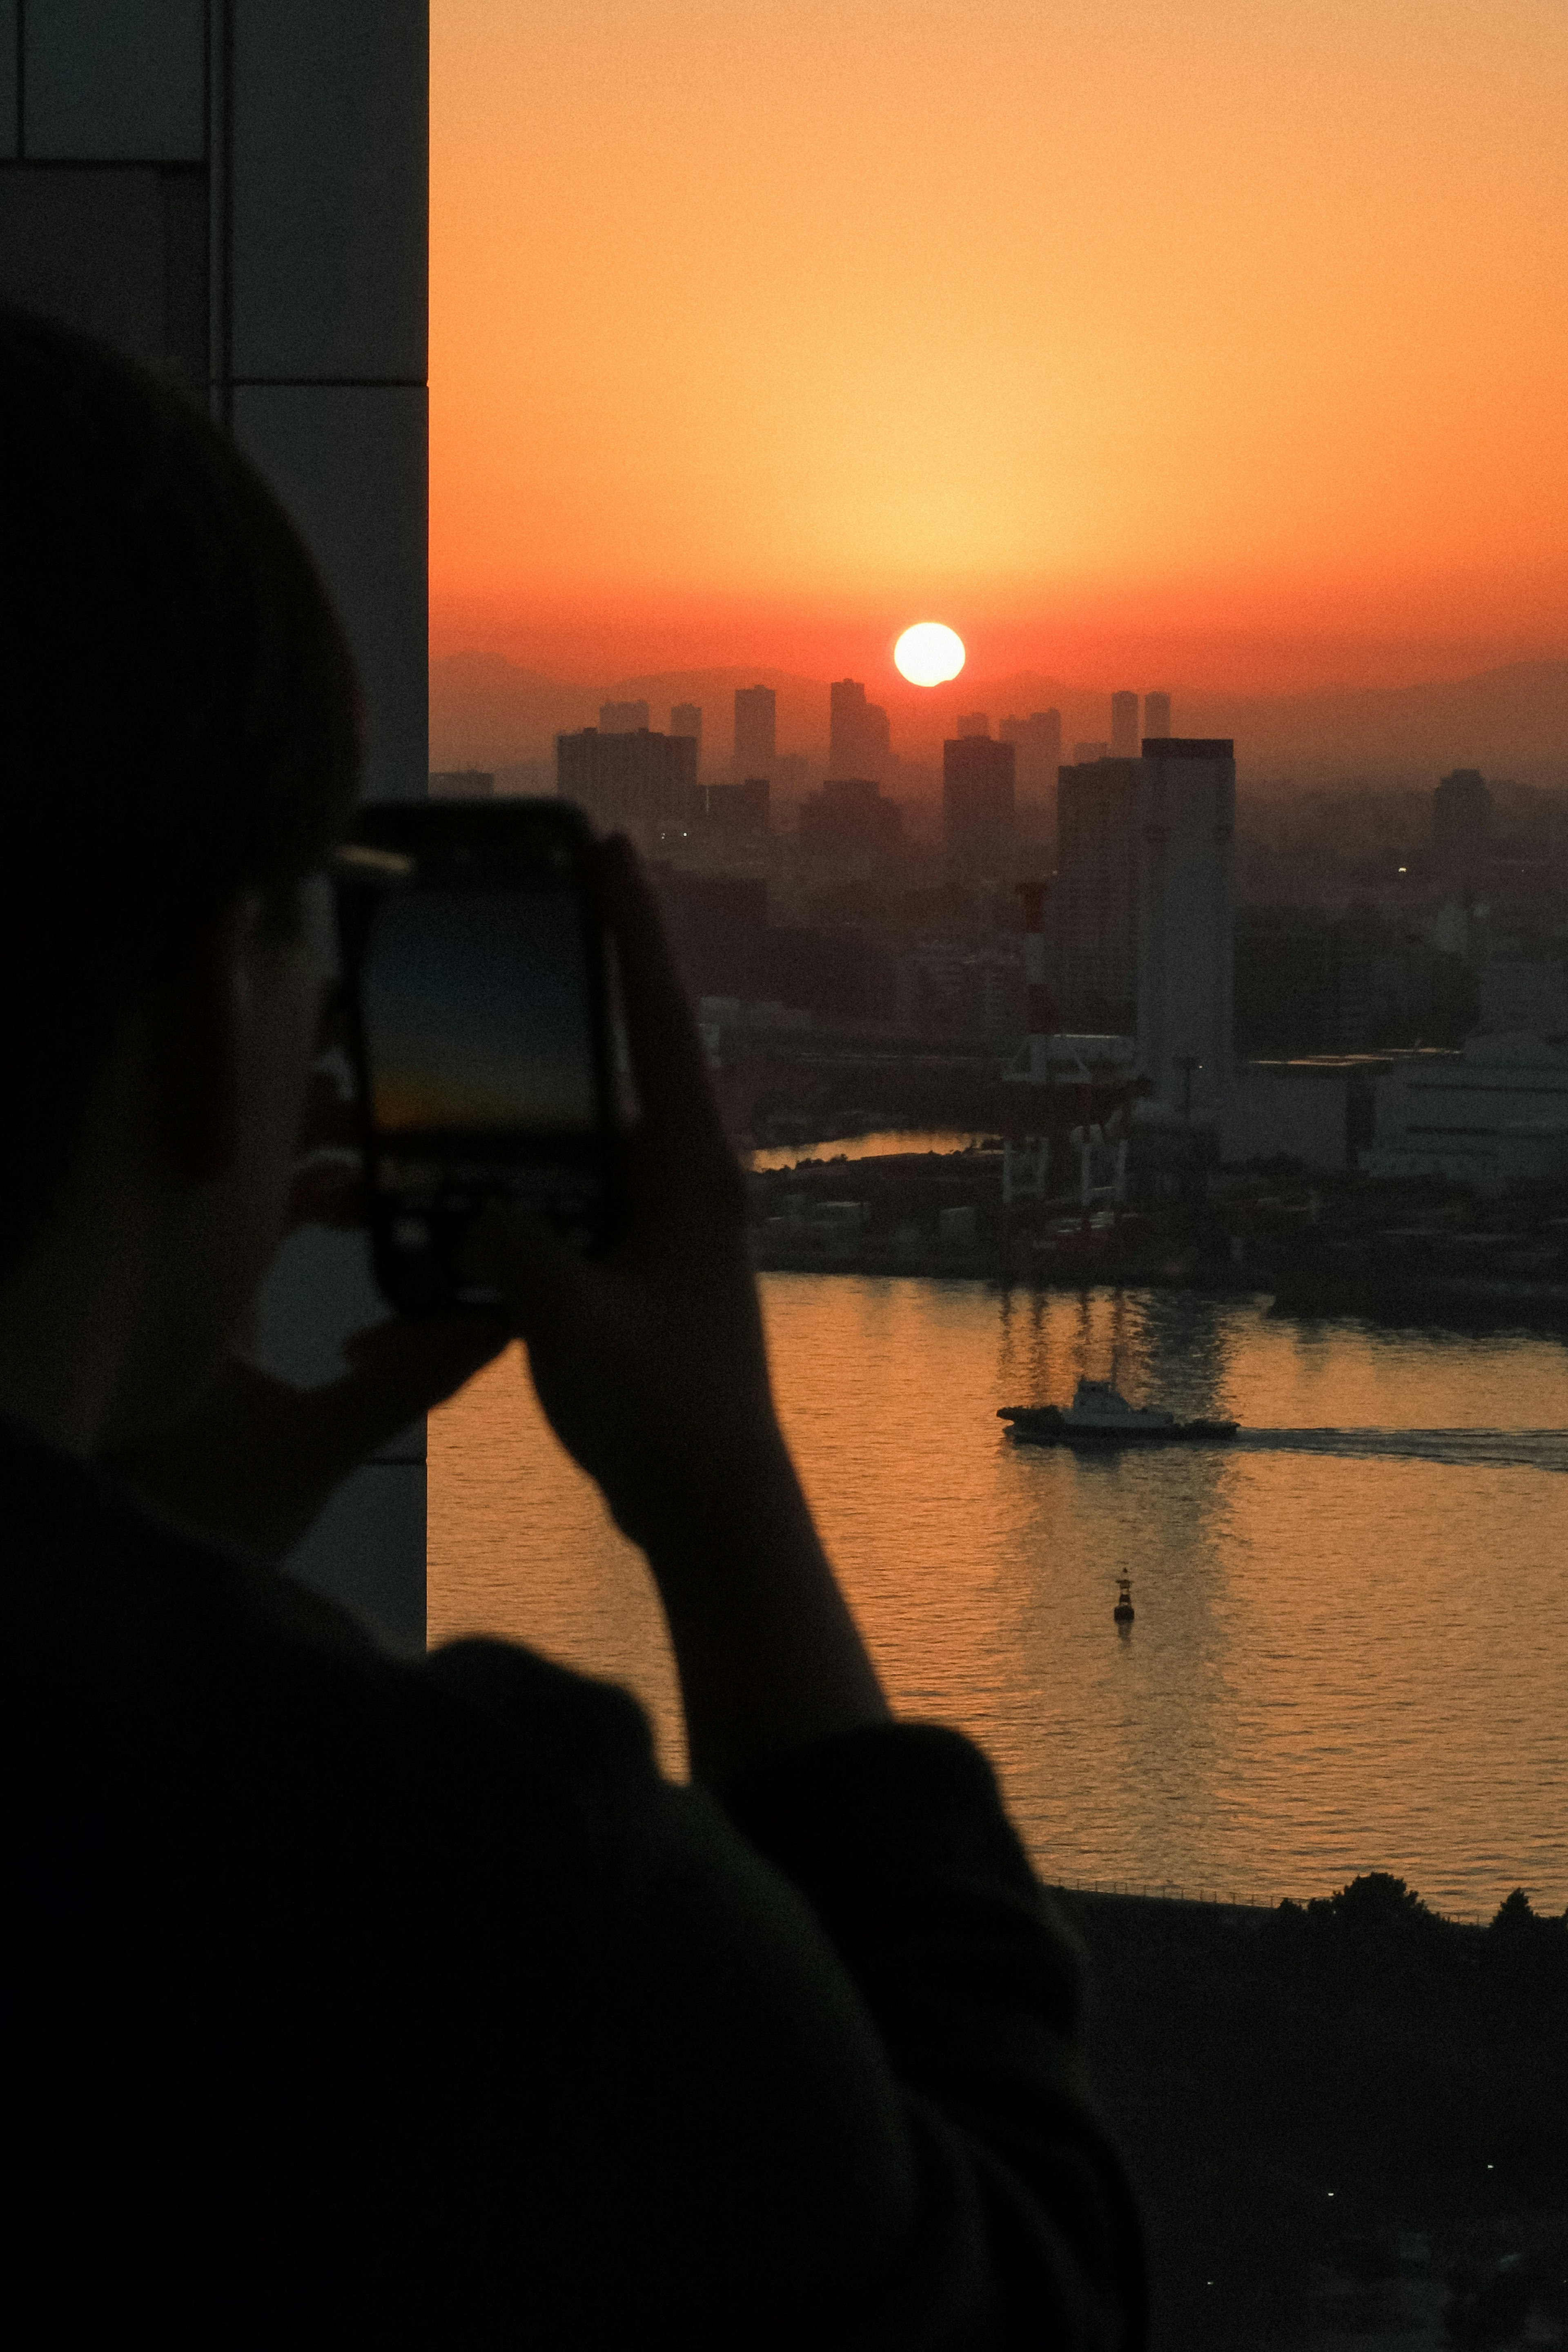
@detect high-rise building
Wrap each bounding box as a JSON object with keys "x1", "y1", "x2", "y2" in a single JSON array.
[
  {"x1": 828, "y1": 678, "x2": 891, "y2": 777},
  {"x1": 733, "y1": 684, "x2": 777, "y2": 777},
  {"x1": 670, "y1": 703, "x2": 702, "y2": 762},
  {"x1": 556, "y1": 726, "x2": 698, "y2": 842},
  {"x1": 798, "y1": 777, "x2": 903, "y2": 856},
  {"x1": 428, "y1": 769, "x2": 495, "y2": 797},
  {"x1": 599, "y1": 699, "x2": 650, "y2": 734},
  {"x1": 1053, "y1": 757, "x2": 1140, "y2": 1034},
  {"x1": 1073, "y1": 740, "x2": 1109, "y2": 764},
  {"x1": 1432, "y1": 768, "x2": 1492, "y2": 867},
  {"x1": 1143, "y1": 690, "x2": 1172, "y2": 740},
  {"x1": 942, "y1": 736, "x2": 1016, "y2": 878},
  {"x1": 999, "y1": 710, "x2": 1062, "y2": 797},
  {"x1": 702, "y1": 777, "x2": 770, "y2": 836},
  {"x1": 1135, "y1": 739, "x2": 1236, "y2": 1117},
  {"x1": 956, "y1": 712, "x2": 990, "y2": 739},
  {"x1": 1110, "y1": 691, "x2": 1140, "y2": 758}
]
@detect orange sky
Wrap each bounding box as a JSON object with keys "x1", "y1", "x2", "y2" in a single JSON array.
[{"x1": 431, "y1": 0, "x2": 1568, "y2": 694}]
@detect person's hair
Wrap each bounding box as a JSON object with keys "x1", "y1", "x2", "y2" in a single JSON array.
[{"x1": 0, "y1": 307, "x2": 361, "y2": 1267}]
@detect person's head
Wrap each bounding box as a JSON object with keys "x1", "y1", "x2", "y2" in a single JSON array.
[{"x1": 0, "y1": 308, "x2": 361, "y2": 1443}]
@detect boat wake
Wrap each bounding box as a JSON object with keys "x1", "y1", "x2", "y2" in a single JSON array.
[{"x1": 1236, "y1": 1428, "x2": 1568, "y2": 1473}]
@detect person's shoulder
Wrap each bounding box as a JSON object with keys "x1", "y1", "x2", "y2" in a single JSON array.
[{"x1": 0, "y1": 1417, "x2": 655, "y2": 1821}]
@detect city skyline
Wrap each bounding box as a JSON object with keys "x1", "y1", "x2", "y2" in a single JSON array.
[{"x1": 433, "y1": 645, "x2": 1568, "y2": 787}]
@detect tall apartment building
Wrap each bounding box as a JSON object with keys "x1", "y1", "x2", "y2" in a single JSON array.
[
  {"x1": 557, "y1": 726, "x2": 698, "y2": 841},
  {"x1": 670, "y1": 702, "x2": 702, "y2": 763},
  {"x1": 942, "y1": 735, "x2": 1016, "y2": 877},
  {"x1": 1432, "y1": 768, "x2": 1492, "y2": 868},
  {"x1": 702, "y1": 776, "x2": 769, "y2": 835},
  {"x1": 1054, "y1": 757, "x2": 1140, "y2": 1034},
  {"x1": 828, "y1": 678, "x2": 891, "y2": 777},
  {"x1": 1143, "y1": 690, "x2": 1172, "y2": 739},
  {"x1": 429, "y1": 769, "x2": 495, "y2": 797},
  {"x1": 799, "y1": 777, "x2": 902, "y2": 857},
  {"x1": 599, "y1": 699, "x2": 650, "y2": 733},
  {"x1": 1110, "y1": 691, "x2": 1140, "y2": 758},
  {"x1": 1135, "y1": 740, "x2": 1236, "y2": 1116},
  {"x1": 733, "y1": 684, "x2": 776, "y2": 776},
  {"x1": 1000, "y1": 709, "x2": 1062, "y2": 797}
]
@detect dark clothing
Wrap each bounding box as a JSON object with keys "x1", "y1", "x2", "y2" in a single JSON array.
[{"x1": 2, "y1": 1421, "x2": 1144, "y2": 2345}]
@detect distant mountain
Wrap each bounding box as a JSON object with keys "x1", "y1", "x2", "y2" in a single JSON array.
[
  {"x1": 430, "y1": 651, "x2": 1568, "y2": 788},
  {"x1": 1180, "y1": 661, "x2": 1568, "y2": 785}
]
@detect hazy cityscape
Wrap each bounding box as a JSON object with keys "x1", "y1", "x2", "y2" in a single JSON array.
[
  {"x1": 431, "y1": 661, "x2": 1568, "y2": 2336},
  {"x1": 430, "y1": 664, "x2": 1568, "y2": 2343},
  {"x1": 427, "y1": 663, "x2": 1568, "y2": 1326}
]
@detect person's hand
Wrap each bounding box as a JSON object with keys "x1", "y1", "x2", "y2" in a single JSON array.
[
  {"x1": 465, "y1": 834, "x2": 887, "y2": 1782},
  {"x1": 462, "y1": 834, "x2": 788, "y2": 1562},
  {"x1": 98, "y1": 1045, "x2": 509, "y2": 1561}
]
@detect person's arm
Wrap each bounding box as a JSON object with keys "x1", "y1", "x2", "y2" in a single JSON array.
[
  {"x1": 463, "y1": 833, "x2": 891, "y2": 1785},
  {"x1": 419, "y1": 1632, "x2": 1144, "y2": 2348}
]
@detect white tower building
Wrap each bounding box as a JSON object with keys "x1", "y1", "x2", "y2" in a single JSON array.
[{"x1": 1135, "y1": 740, "x2": 1235, "y2": 1118}]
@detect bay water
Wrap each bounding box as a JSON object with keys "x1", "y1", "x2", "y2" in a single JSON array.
[{"x1": 430, "y1": 1278, "x2": 1568, "y2": 1918}]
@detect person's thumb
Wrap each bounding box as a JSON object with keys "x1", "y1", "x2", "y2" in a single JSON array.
[
  {"x1": 459, "y1": 1203, "x2": 586, "y2": 1346},
  {"x1": 326, "y1": 1311, "x2": 511, "y2": 1462}
]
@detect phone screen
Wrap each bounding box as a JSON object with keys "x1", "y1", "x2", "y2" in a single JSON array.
[
  {"x1": 360, "y1": 889, "x2": 597, "y2": 1136},
  {"x1": 338, "y1": 802, "x2": 618, "y2": 1311}
]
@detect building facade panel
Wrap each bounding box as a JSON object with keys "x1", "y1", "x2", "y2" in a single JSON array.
[
  {"x1": 231, "y1": 0, "x2": 427, "y2": 381},
  {"x1": 233, "y1": 383, "x2": 428, "y2": 804},
  {"x1": 0, "y1": 4, "x2": 17, "y2": 158},
  {"x1": 23, "y1": 0, "x2": 205, "y2": 159},
  {"x1": 0, "y1": 163, "x2": 208, "y2": 390}
]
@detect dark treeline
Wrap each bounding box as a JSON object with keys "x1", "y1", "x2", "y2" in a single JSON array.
[{"x1": 1065, "y1": 1874, "x2": 1568, "y2": 2348}]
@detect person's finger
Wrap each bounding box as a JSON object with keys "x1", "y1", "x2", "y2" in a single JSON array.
[
  {"x1": 592, "y1": 835, "x2": 742, "y2": 1206},
  {"x1": 285, "y1": 1156, "x2": 367, "y2": 1234},
  {"x1": 323, "y1": 1311, "x2": 512, "y2": 1461},
  {"x1": 459, "y1": 1204, "x2": 586, "y2": 1347},
  {"x1": 296, "y1": 1063, "x2": 359, "y2": 1156}
]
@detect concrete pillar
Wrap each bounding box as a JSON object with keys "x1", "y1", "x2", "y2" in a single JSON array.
[{"x1": 0, "y1": 2, "x2": 431, "y2": 1650}]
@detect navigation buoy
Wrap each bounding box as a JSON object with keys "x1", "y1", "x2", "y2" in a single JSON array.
[{"x1": 1113, "y1": 1576, "x2": 1134, "y2": 1624}]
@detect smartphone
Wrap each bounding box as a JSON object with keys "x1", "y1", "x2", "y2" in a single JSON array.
[{"x1": 333, "y1": 798, "x2": 622, "y2": 1313}]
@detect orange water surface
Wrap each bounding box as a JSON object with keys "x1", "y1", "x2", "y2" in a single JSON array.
[{"x1": 430, "y1": 1280, "x2": 1568, "y2": 1918}]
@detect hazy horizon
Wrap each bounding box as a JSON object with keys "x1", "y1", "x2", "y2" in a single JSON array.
[{"x1": 430, "y1": 646, "x2": 1568, "y2": 786}]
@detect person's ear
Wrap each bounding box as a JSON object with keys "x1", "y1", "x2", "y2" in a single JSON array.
[{"x1": 146, "y1": 902, "x2": 250, "y2": 1187}]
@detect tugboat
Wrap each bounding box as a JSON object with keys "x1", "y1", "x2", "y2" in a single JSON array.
[
  {"x1": 1113, "y1": 1576, "x2": 1135, "y2": 1624},
  {"x1": 999, "y1": 1376, "x2": 1238, "y2": 1450}
]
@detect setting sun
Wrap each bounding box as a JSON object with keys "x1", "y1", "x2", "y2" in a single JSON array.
[{"x1": 894, "y1": 623, "x2": 966, "y2": 688}]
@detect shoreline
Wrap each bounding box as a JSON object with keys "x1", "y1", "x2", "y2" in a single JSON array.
[{"x1": 748, "y1": 1238, "x2": 1568, "y2": 1328}]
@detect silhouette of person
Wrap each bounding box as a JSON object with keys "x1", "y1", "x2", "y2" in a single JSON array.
[{"x1": 0, "y1": 309, "x2": 1145, "y2": 2345}]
